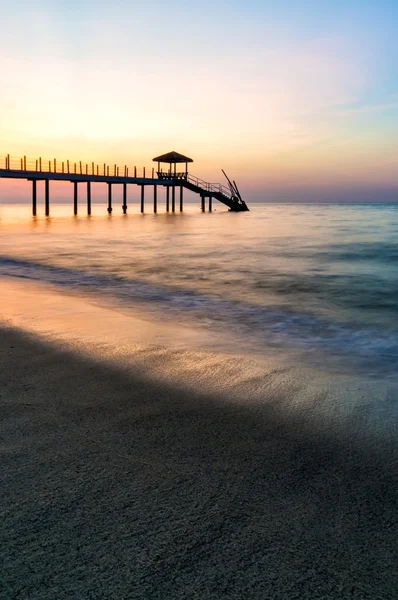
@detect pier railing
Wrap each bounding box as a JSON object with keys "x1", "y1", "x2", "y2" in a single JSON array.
[
  {"x1": 187, "y1": 174, "x2": 231, "y2": 197},
  {"x1": 1, "y1": 154, "x2": 155, "y2": 179},
  {"x1": 1, "y1": 154, "x2": 233, "y2": 198}
]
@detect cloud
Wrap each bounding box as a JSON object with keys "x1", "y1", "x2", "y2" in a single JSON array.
[{"x1": 337, "y1": 99, "x2": 398, "y2": 116}]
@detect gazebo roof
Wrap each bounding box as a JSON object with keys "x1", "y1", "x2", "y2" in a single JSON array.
[{"x1": 152, "y1": 151, "x2": 193, "y2": 164}]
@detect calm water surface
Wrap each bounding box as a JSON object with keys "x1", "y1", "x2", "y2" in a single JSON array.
[{"x1": 1, "y1": 202, "x2": 398, "y2": 378}]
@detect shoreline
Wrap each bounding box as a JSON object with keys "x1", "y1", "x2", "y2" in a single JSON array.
[
  {"x1": 1, "y1": 280, "x2": 397, "y2": 598},
  {"x1": 1, "y1": 276, "x2": 397, "y2": 436},
  {"x1": 0, "y1": 276, "x2": 299, "y2": 404}
]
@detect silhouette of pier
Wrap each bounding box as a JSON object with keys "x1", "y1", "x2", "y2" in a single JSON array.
[{"x1": 0, "y1": 151, "x2": 249, "y2": 216}]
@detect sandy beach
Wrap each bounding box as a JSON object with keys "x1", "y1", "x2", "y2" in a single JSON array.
[
  {"x1": 1, "y1": 279, "x2": 397, "y2": 599},
  {"x1": 2, "y1": 0, "x2": 398, "y2": 592}
]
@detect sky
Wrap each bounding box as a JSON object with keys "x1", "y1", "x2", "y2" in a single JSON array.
[{"x1": 1, "y1": 0, "x2": 398, "y2": 201}]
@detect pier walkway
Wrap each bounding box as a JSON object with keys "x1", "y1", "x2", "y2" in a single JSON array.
[{"x1": 0, "y1": 151, "x2": 249, "y2": 216}]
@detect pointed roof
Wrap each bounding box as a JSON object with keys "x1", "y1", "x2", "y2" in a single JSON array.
[{"x1": 152, "y1": 151, "x2": 193, "y2": 164}]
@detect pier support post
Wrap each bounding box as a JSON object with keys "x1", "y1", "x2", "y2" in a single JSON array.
[
  {"x1": 74, "y1": 181, "x2": 78, "y2": 215},
  {"x1": 179, "y1": 186, "x2": 183, "y2": 212},
  {"x1": 45, "y1": 179, "x2": 50, "y2": 216},
  {"x1": 172, "y1": 186, "x2": 176, "y2": 213},
  {"x1": 87, "y1": 181, "x2": 91, "y2": 216},
  {"x1": 107, "y1": 183, "x2": 112, "y2": 213},
  {"x1": 32, "y1": 180, "x2": 37, "y2": 216},
  {"x1": 209, "y1": 196, "x2": 212, "y2": 212},
  {"x1": 153, "y1": 186, "x2": 157, "y2": 213},
  {"x1": 201, "y1": 195, "x2": 205, "y2": 212},
  {"x1": 166, "y1": 187, "x2": 170, "y2": 212},
  {"x1": 141, "y1": 185, "x2": 145, "y2": 213},
  {"x1": 122, "y1": 183, "x2": 127, "y2": 214}
]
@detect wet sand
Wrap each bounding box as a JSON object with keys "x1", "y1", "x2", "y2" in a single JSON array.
[{"x1": 1, "y1": 282, "x2": 397, "y2": 599}]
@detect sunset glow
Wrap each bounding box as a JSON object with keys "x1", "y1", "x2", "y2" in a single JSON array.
[{"x1": 1, "y1": 0, "x2": 398, "y2": 200}]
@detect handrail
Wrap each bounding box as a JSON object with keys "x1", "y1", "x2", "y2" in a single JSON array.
[
  {"x1": 1, "y1": 154, "x2": 236, "y2": 202},
  {"x1": 1, "y1": 154, "x2": 155, "y2": 179},
  {"x1": 187, "y1": 174, "x2": 231, "y2": 198}
]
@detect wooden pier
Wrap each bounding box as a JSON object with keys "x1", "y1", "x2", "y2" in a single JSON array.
[{"x1": 0, "y1": 151, "x2": 249, "y2": 216}]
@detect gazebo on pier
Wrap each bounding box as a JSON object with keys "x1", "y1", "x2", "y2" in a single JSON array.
[{"x1": 153, "y1": 151, "x2": 193, "y2": 180}]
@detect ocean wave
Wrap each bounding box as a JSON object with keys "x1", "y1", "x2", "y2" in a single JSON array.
[
  {"x1": 316, "y1": 241, "x2": 398, "y2": 264},
  {"x1": 1, "y1": 254, "x2": 398, "y2": 377}
]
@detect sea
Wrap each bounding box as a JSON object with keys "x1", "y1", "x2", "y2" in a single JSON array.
[
  {"x1": 1, "y1": 200, "x2": 398, "y2": 600},
  {"x1": 1, "y1": 200, "x2": 398, "y2": 381}
]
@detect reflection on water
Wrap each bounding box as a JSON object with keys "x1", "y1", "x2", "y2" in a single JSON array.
[{"x1": 1, "y1": 201, "x2": 398, "y2": 378}]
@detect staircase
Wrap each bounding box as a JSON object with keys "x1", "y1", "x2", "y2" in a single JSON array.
[{"x1": 183, "y1": 174, "x2": 249, "y2": 212}]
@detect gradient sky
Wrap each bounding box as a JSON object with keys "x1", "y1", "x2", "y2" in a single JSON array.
[{"x1": 1, "y1": 0, "x2": 398, "y2": 201}]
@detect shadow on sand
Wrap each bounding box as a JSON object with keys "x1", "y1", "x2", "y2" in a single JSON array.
[{"x1": 1, "y1": 327, "x2": 397, "y2": 599}]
